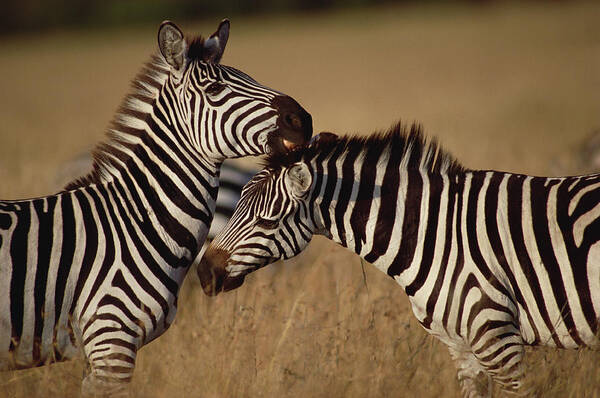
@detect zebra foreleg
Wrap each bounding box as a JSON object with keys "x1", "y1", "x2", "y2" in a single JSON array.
[
  {"x1": 447, "y1": 320, "x2": 526, "y2": 398},
  {"x1": 447, "y1": 344, "x2": 493, "y2": 398},
  {"x1": 81, "y1": 373, "x2": 131, "y2": 397},
  {"x1": 81, "y1": 346, "x2": 136, "y2": 397},
  {"x1": 80, "y1": 331, "x2": 138, "y2": 397},
  {"x1": 471, "y1": 330, "x2": 526, "y2": 396}
]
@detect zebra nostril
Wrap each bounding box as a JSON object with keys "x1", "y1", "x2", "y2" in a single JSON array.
[{"x1": 285, "y1": 113, "x2": 302, "y2": 131}]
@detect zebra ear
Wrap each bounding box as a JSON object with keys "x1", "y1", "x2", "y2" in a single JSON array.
[
  {"x1": 287, "y1": 162, "x2": 312, "y2": 198},
  {"x1": 203, "y1": 19, "x2": 230, "y2": 63},
  {"x1": 158, "y1": 21, "x2": 187, "y2": 71}
]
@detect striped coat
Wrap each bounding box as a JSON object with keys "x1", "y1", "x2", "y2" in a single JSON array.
[{"x1": 199, "y1": 124, "x2": 600, "y2": 397}]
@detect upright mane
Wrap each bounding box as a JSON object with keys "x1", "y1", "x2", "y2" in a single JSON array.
[
  {"x1": 266, "y1": 121, "x2": 466, "y2": 175},
  {"x1": 64, "y1": 34, "x2": 208, "y2": 191}
]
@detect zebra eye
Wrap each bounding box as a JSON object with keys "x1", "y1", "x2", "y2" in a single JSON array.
[
  {"x1": 256, "y1": 217, "x2": 279, "y2": 229},
  {"x1": 205, "y1": 81, "x2": 226, "y2": 96}
]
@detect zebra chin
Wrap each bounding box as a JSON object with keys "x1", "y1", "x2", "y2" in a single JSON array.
[
  {"x1": 197, "y1": 247, "x2": 247, "y2": 296},
  {"x1": 267, "y1": 132, "x2": 307, "y2": 156}
]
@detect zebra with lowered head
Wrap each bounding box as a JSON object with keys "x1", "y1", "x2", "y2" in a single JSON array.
[
  {"x1": 199, "y1": 122, "x2": 600, "y2": 397},
  {"x1": 0, "y1": 19, "x2": 312, "y2": 395}
]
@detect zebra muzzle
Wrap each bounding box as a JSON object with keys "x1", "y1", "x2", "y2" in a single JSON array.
[
  {"x1": 197, "y1": 247, "x2": 247, "y2": 296},
  {"x1": 270, "y1": 94, "x2": 313, "y2": 153},
  {"x1": 282, "y1": 139, "x2": 297, "y2": 151}
]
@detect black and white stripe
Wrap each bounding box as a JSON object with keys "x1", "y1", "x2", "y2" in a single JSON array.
[
  {"x1": 199, "y1": 123, "x2": 600, "y2": 398},
  {"x1": 208, "y1": 162, "x2": 258, "y2": 240},
  {"x1": 0, "y1": 20, "x2": 311, "y2": 395},
  {"x1": 53, "y1": 153, "x2": 258, "y2": 243}
]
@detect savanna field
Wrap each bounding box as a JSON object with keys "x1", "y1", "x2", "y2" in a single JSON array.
[{"x1": 1, "y1": 2, "x2": 599, "y2": 397}]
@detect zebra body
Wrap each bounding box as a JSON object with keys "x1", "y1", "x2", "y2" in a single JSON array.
[
  {"x1": 1, "y1": 20, "x2": 311, "y2": 394},
  {"x1": 199, "y1": 123, "x2": 600, "y2": 397}
]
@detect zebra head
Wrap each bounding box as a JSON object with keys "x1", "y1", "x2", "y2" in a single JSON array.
[
  {"x1": 197, "y1": 132, "x2": 338, "y2": 295},
  {"x1": 156, "y1": 20, "x2": 312, "y2": 159},
  {"x1": 197, "y1": 157, "x2": 317, "y2": 295}
]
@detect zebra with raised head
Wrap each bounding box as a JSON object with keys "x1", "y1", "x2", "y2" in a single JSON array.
[
  {"x1": 199, "y1": 123, "x2": 600, "y2": 397},
  {"x1": 0, "y1": 19, "x2": 312, "y2": 395}
]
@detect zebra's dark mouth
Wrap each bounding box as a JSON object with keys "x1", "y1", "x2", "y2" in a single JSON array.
[
  {"x1": 221, "y1": 274, "x2": 247, "y2": 293},
  {"x1": 197, "y1": 247, "x2": 251, "y2": 296},
  {"x1": 269, "y1": 94, "x2": 313, "y2": 154},
  {"x1": 283, "y1": 138, "x2": 296, "y2": 151},
  {"x1": 267, "y1": 133, "x2": 305, "y2": 155},
  {"x1": 198, "y1": 265, "x2": 247, "y2": 296}
]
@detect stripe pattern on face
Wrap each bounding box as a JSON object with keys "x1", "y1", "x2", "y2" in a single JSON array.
[
  {"x1": 212, "y1": 167, "x2": 313, "y2": 276},
  {"x1": 0, "y1": 20, "x2": 311, "y2": 395},
  {"x1": 202, "y1": 122, "x2": 600, "y2": 398}
]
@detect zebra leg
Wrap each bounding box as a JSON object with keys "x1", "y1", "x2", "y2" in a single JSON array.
[
  {"x1": 447, "y1": 344, "x2": 492, "y2": 398},
  {"x1": 81, "y1": 375, "x2": 130, "y2": 397},
  {"x1": 79, "y1": 317, "x2": 139, "y2": 397},
  {"x1": 80, "y1": 342, "x2": 136, "y2": 397},
  {"x1": 471, "y1": 329, "x2": 525, "y2": 396}
]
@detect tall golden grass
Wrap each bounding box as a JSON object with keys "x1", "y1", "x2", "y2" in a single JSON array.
[{"x1": 0, "y1": 2, "x2": 599, "y2": 397}]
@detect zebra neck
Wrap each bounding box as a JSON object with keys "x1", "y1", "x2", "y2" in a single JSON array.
[
  {"x1": 75, "y1": 54, "x2": 221, "y2": 199},
  {"x1": 81, "y1": 80, "x2": 223, "y2": 265},
  {"x1": 83, "y1": 151, "x2": 220, "y2": 270},
  {"x1": 311, "y1": 165, "x2": 458, "y2": 287}
]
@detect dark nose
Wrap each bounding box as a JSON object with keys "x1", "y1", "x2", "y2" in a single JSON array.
[
  {"x1": 197, "y1": 247, "x2": 230, "y2": 296},
  {"x1": 272, "y1": 95, "x2": 313, "y2": 148},
  {"x1": 197, "y1": 247, "x2": 247, "y2": 296},
  {"x1": 197, "y1": 255, "x2": 225, "y2": 296}
]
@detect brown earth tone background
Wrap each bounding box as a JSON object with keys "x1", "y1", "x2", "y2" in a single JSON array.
[{"x1": 0, "y1": 2, "x2": 599, "y2": 397}]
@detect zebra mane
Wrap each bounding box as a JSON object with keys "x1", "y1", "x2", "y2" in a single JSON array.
[
  {"x1": 265, "y1": 121, "x2": 466, "y2": 175},
  {"x1": 64, "y1": 34, "x2": 209, "y2": 191},
  {"x1": 64, "y1": 53, "x2": 171, "y2": 190}
]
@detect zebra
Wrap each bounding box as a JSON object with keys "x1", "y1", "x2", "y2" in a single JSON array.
[
  {"x1": 198, "y1": 122, "x2": 600, "y2": 397},
  {"x1": 0, "y1": 19, "x2": 312, "y2": 395},
  {"x1": 52, "y1": 151, "x2": 258, "y2": 243}
]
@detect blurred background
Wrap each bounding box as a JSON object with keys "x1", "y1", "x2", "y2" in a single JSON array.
[
  {"x1": 0, "y1": 0, "x2": 506, "y2": 35},
  {"x1": 0, "y1": 1, "x2": 599, "y2": 397}
]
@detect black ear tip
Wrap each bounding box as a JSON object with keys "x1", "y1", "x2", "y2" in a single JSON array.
[
  {"x1": 219, "y1": 19, "x2": 230, "y2": 34},
  {"x1": 159, "y1": 20, "x2": 175, "y2": 30}
]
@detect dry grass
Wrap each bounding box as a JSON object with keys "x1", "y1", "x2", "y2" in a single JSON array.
[{"x1": 0, "y1": 2, "x2": 599, "y2": 397}]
